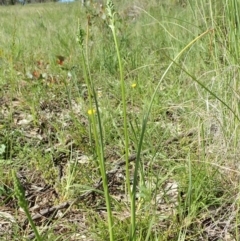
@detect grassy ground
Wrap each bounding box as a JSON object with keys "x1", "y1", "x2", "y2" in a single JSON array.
[{"x1": 1, "y1": 0, "x2": 240, "y2": 240}]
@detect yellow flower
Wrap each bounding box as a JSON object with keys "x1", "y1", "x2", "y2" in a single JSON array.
[
  {"x1": 131, "y1": 83, "x2": 137, "y2": 88},
  {"x1": 88, "y1": 109, "x2": 96, "y2": 115}
]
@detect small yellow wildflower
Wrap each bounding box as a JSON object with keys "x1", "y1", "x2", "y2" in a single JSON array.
[
  {"x1": 88, "y1": 109, "x2": 96, "y2": 115},
  {"x1": 131, "y1": 83, "x2": 137, "y2": 88}
]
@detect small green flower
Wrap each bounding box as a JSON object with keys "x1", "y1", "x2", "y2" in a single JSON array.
[
  {"x1": 106, "y1": 0, "x2": 115, "y2": 18},
  {"x1": 76, "y1": 22, "x2": 85, "y2": 47},
  {"x1": 12, "y1": 170, "x2": 27, "y2": 209}
]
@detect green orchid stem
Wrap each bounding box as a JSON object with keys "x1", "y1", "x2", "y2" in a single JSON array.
[
  {"x1": 78, "y1": 21, "x2": 114, "y2": 241},
  {"x1": 109, "y1": 23, "x2": 130, "y2": 196},
  {"x1": 108, "y1": 12, "x2": 133, "y2": 241},
  {"x1": 24, "y1": 208, "x2": 43, "y2": 241}
]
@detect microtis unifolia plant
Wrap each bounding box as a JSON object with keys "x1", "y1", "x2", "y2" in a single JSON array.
[
  {"x1": 106, "y1": 0, "x2": 137, "y2": 239},
  {"x1": 12, "y1": 170, "x2": 43, "y2": 241},
  {"x1": 106, "y1": 0, "x2": 132, "y2": 199},
  {"x1": 77, "y1": 1, "x2": 240, "y2": 240},
  {"x1": 77, "y1": 19, "x2": 114, "y2": 241}
]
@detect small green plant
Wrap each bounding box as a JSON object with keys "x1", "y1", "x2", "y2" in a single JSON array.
[{"x1": 12, "y1": 170, "x2": 43, "y2": 241}]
